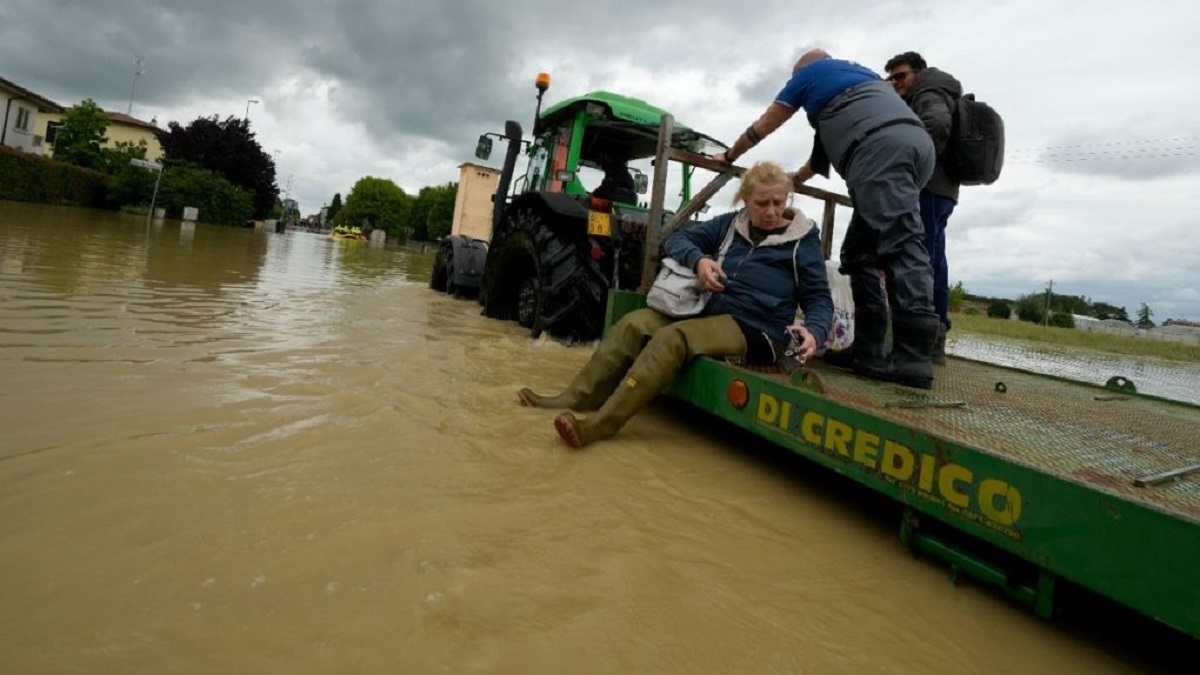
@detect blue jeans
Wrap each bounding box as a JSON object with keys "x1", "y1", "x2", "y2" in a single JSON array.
[{"x1": 919, "y1": 191, "x2": 956, "y2": 328}]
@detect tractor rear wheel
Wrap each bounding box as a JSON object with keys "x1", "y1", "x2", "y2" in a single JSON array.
[{"x1": 482, "y1": 206, "x2": 608, "y2": 342}]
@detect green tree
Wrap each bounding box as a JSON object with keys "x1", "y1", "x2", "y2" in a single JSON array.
[
  {"x1": 159, "y1": 116, "x2": 277, "y2": 218},
  {"x1": 986, "y1": 299, "x2": 1011, "y2": 319},
  {"x1": 53, "y1": 99, "x2": 109, "y2": 170},
  {"x1": 408, "y1": 182, "x2": 457, "y2": 240},
  {"x1": 340, "y1": 176, "x2": 411, "y2": 237},
  {"x1": 1136, "y1": 302, "x2": 1155, "y2": 329},
  {"x1": 327, "y1": 192, "x2": 343, "y2": 223},
  {"x1": 103, "y1": 140, "x2": 155, "y2": 208},
  {"x1": 157, "y1": 164, "x2": 254, "y2": 225},
  {"x1": 1090, "y1": 301, "x2": 1129, "y2": 322},
  {"x1": 948, "y1": 281, "x2": 966, "y2": 314},
  {"x1": 1014, "y1": 294, "x2": 1046, "y2": 324},
  {"x1": 99, "y1": 139, "x2": 149, "y2": 175},
  {"x1": 1049, "y1": 311, "x2": 1075, "y2": 329}
]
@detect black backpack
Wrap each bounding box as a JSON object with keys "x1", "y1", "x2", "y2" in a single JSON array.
[{"x1": 945, "y1": 93, "x2": 1004, "y2": 185}]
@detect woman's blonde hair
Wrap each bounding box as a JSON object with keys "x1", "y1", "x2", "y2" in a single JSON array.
[{"x1": 733, "y1": 161, "x2": 791, "y2": 205}]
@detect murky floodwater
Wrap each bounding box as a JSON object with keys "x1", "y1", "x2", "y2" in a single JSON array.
[{"x1": 0, "y1": 202, "x2": 1189, "y2": 673}]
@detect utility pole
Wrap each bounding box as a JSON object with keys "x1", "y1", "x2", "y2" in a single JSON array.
[
  {"x1": 245, "y1": 98, "x2": 259, "y2": 121},
  {"x1": 282, "y1": 173, "x2": 294, "y2": 222},
  {"x1": 127, "y1": 56, "x2": 145, "y2": 116},
  {"x1": 1044, "y1": 279, "x2": 1054, "y2": 326}
]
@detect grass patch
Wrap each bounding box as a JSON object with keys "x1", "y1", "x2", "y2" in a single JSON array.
[{"x1": 951, "y1": 313, "x2": 1200, "y2": 363}]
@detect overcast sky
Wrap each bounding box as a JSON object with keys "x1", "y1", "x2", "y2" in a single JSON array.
[{"x1": 2, "y1": 0, "x2": 1198, "y2": 320}]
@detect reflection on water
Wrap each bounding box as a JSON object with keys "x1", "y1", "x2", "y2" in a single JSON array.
[
  {"x1": 0, "y1": 202, "x2": 1189, "y2": 672},
  {"x1": 950, "y1": 335, "x2": 1200, "y2": 405}
]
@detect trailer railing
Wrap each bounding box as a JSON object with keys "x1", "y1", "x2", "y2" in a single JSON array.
[{"x1": 639, "y1": 113, "x2": 852, "y2": 292}]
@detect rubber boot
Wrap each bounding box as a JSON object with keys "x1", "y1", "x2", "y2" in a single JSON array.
[
  {"x1": 931, "y1": 322, "x2": 948, "y2": 365},
  {"x1": 555, "y1": 316, "x2": 745, "y2": 448},
  {"x1": 891, "y1": 313, "x2": 940, "y2": 389},
  {"x1": 519, "y1": 309, "x2": 669, "y2": 411},
  {"x1": 847, "y1": 271, "x2": 893, "y2": 381}
]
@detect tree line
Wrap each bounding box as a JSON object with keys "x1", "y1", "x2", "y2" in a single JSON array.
[
  {"x1": 958, "y1": 285, "x2": 1166, "y2": 328},
  {"x1": 51, "y1": 99, "x2": 279, "y2": 224},
  {"x1": 47, "y1": 98, "x2": 464, "y2": 235},
  {"x1": 325, "y1": 177, "x2": 456, "y2": 242}
]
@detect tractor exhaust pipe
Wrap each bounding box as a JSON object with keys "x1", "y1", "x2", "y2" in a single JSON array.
[{"x1": 490, "y1": 120, "x2": 524, "y2": 235}]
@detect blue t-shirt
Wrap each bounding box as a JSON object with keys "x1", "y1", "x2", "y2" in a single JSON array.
[{"x1": 774, "y1": 59, "x2": 881, "y2": 126}]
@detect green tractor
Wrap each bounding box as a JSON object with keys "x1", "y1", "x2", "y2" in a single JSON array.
[{"x1": 472, "y1": 74, "x2": 726, "y2": 342}]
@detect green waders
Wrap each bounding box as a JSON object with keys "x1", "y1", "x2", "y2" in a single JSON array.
[
  {"x1": 518, "y1": 308, "x2": 673, "y2": 412},
  {"x1": 551, "y1": 310, "x2": 747, "y2": 449}
]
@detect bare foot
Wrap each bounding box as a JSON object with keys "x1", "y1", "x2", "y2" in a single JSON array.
[{"x1": 517, "y1": 388, "x2": 535, "y2": 407}]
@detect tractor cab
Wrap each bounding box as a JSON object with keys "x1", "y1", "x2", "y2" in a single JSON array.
[{"x1": 463, "y1": 75, "x2": 729, "y2": 342}]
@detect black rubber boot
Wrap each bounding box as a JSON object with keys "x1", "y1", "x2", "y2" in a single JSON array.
[
  {"x1": 931, "y1": 322, "x2": 948, "y2": 365},
  {"x1": 891, "y1": 313, "x2": 940, "y2": 389},
  {"x1": 847, "y1": 271, "x2": 893, "y2": 381}
]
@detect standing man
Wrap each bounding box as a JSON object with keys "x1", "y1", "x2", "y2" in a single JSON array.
[
  {"x1": 884, "y1": 51, "x2": 963, "y2": 364},
  {"x1": 718, "y1": 49, "x2": 939, "y2": 389}
]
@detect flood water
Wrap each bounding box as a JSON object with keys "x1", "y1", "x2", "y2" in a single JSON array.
[{"x1": 0, "y1": 202, "x2": 1190, "y2": 673}]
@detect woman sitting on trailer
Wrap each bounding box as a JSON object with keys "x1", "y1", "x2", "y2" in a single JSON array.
[{"x1": 518, "y1": 161, "x2": 834, "y2": 449}]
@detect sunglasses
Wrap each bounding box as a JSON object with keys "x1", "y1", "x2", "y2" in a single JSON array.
[{"x1": 887, "y1": 70, "x2": 914, "y2": 83}]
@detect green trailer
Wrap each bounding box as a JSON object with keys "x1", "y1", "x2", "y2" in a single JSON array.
[{"x1": 618, "y1": 115, "x2": 1200, "y2": 641}]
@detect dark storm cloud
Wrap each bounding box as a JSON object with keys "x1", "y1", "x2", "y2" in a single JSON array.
[
  {"x1": 0, "y1": 0, "x2": 310, "y2": 107},
  {"x1": 1, "y1": 0, "x2": 894, "y2": 148}
]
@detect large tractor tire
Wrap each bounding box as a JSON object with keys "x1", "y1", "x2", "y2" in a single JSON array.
[
  {"x1": 429, "y1": 240, "x2": 450, "y2": 292},
  {"x1": 482, "y1": 207, "x2": 608, "y2": 342}
]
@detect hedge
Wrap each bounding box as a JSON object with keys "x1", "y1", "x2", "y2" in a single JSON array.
[{"x1": 0, "y1": 145, "x2": 109, "y2": 207}]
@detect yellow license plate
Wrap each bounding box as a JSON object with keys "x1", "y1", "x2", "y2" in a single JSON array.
[{"x1": 587, "y1": 211, "x2": 612, "y2": 237}]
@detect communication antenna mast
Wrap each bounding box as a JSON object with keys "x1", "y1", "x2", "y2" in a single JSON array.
[{"x1": 127, "y1": 55, "x2": 146, "y2": 116}]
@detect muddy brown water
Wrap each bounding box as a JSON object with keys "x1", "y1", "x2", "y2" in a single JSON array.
[{"x1": 0, "y1": 203, "x2": 1188, "y2": 673}]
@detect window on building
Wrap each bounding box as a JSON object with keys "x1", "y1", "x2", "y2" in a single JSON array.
[
  {"x1": 15, "y1": 107, "x2": 30, "y2": 132},
  {"x1": 45, "y1": 121, "x2": 62, "y2": 145}
]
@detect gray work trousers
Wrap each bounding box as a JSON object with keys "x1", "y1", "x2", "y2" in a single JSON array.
[{"x1": 838, "y1": 123, "x2": 937, "y2": 321}]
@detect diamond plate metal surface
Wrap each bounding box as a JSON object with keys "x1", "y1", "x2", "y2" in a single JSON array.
[{"x1": 758, "y1": 358, "x2": 1200, "y2": 523}]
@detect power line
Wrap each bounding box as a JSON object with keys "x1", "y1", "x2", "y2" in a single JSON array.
[{"x1": 1008, "y1": 136, "x2": 1196, "y2": 154}]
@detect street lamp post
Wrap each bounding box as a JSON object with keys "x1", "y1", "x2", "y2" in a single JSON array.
[
  {"x1": 245, "y1": 98, "x2": 259, "y2": 121},
  {"x1": 282, "y1": 173, "x2": 294, "y2": 223},
  {"x1": 130, "y1": 158, "x2": 164, "y2": 226}
]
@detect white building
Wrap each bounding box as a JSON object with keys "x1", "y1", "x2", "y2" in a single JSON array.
[{"x1": 0, "y1": 75, "x2": 64, "y2": 155}]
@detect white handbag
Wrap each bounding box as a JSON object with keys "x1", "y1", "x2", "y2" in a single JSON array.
[{"x1": 646, "y1": 217, "x2": 738, "y2": 318}]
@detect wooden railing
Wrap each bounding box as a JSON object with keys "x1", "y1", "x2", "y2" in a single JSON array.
[{"x1": 638, "y1": 114, "x2": 852, "y2": 292}]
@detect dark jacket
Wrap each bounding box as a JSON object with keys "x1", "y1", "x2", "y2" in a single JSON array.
[
  {"x1": 905, "y1": 67, "x2": 963, "y2": 201},
  {"x1": 593, "y1": 163, "x2": 637, "y2": 203},
  {"x1": 664, "y1": 210, "x2": 833, "y2": 349}
]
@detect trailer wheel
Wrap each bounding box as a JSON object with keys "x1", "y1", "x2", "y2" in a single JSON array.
[
  {"x1": 482, "y1": 206, "x2": 607, "y2": 342},
  {"x1": 443, "y1": 244, "x2": 459, "y2": 298},
  {"x1": 429, "y1": 241, "x2": 450, "y2": 292}
]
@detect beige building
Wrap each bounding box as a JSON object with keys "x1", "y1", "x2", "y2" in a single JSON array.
[
  {"x1": 450, "y1": 162, "x2": 501, "y2": 241},
  {"x1": 40, "y1": 110, "x2": 164, "y2": 162}
]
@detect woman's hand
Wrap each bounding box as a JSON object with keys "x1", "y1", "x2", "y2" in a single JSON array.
[
  {"x1": 696, "y1": 258, "x2": 727, "y2": 292},
  {"x1": 786, "y1": 324, "x2": 817, "y2": 361}
]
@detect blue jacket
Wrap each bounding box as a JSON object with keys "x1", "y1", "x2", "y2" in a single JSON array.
[{"x1": 664, "y1": 210, "x2": 833, "y2": 348}]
